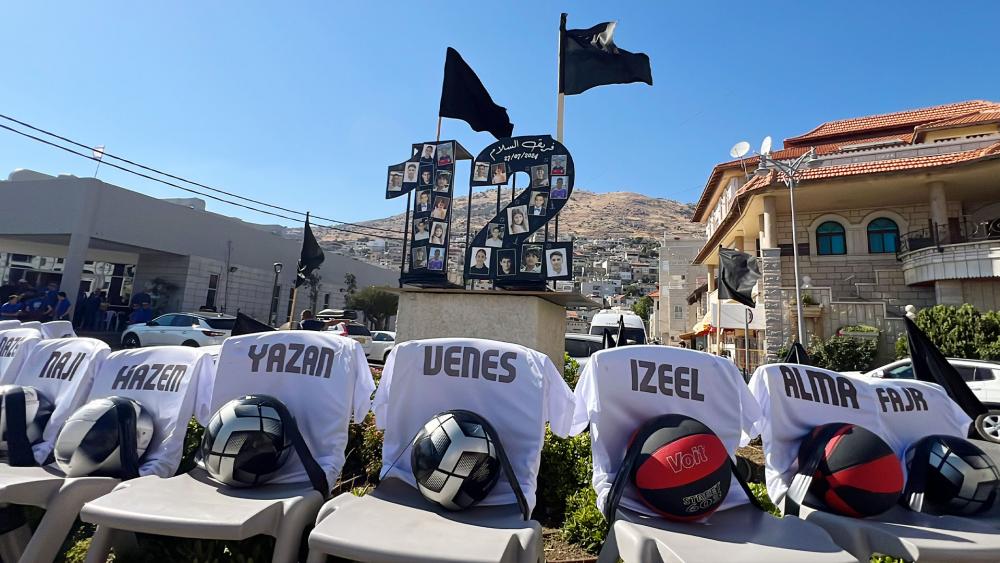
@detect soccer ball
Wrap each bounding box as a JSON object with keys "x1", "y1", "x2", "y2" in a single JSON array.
[
  {"x1": 904, "y1": 435, "x2": 1000, "y2": 515},
  {"x1": 200, "y1": 395, "x2": 292, "y2": 487},
  {"x1": 0, "y1": 385, "x2": 53, "y2": 454},
  {"x1": 410, "y1": 411, "x2": 501, "y2": 511},
  {"x1": 54, "y1": 396, "x2": 154, "y2": 477}
]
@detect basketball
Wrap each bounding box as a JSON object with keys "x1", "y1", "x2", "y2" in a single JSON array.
[
  {"x1": 629, "y1": 414, "x2": 731, "y2": 521},
  {"x1": 904, "y1": 435, "x2": 1000, "y2": 516},
  {"x1": 797, "y1": 422, "x2": 903, "y2": 517}
]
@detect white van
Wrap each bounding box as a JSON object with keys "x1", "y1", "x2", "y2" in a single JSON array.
[{"x1": 589, "y1": 308, "x2": 647, "y2": 345}]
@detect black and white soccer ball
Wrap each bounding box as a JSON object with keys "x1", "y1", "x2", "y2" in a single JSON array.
[
  {"x1": 410, "y1": 411, "x2": 501, "y2": 511},
  {"x1": 904, "y1": 435, "x2": 1000, "y2": 515},
  {"x1": 200, "y1": 395, "x2": 292, "y2": 487},
  {"x1": 54, "y1": 396, "x2": 154, "y2": 477},
  {"x1": 0, "y1": 385, "x2": 53, "y2": 454}
]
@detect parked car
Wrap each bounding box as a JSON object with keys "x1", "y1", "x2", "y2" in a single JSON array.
[
  {"x1": 122, "y1": 312, "x2": 235, "y2": 349},
  {"x1": 589, "y1": 308, "x2": 647, "y2": 345},
  {"x1": 565, "y1": 333, "x2": 606, "y2": 370},
  {"x1": 329, "y1": 321, "x2": 373, "y2": 357},
  {"x1": 367, "y1": 331, "x2": 396, "y2": 363},
  {"x1": 863, "y1": 358, "x2": 1000, "y2": 443}
]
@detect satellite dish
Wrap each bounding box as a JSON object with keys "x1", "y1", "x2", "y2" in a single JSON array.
[
  {"x1": 760, "y1": 136, "x2": 773, "y2": 155},
  {"x1": 730, "y1": 141, "x2": 750, "y2": 159}
]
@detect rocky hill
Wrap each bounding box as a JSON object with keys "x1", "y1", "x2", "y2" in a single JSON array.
[{"x1": 316, "y1": 189, "x2": 703, "y2": 245}]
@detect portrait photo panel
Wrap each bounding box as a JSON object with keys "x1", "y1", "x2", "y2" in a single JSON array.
[
  {"x1": 473, "y1": 161, "x2": 490, "y2": 182},
  {"x1": 551, "y1": 154, "x2": 567, "y2": 176},
  {"x1": 531, "y1": 164, "x2": 549, "y2": 188},
  {"x1": 491, "y1": 163, "x2": 508, "y2": 185},
  {"x1": 528, "y1": 191, "x2": 549, "y2": 217},
  {"x1": 468, "y1": 247, "x2": 492, "y2": 277},
  {"x1": 431, "y1": 196, "x2": 451, "y2": 220},
  {"x1": 419, "y1": 165, "x2": 434, "y2": 187},
  {"x1": 413, "y1": 217, "x2": 431, "y2": 241},
  {"x1": 520, "y1": 244, "x2": 544, "y2": 274},
  {"x1": 436, "y1": 142, "x2": 454, "y2": 167},
  {"x1": 420, "y1": 143, "x2": 436, "y2": 161},
  {"x1": 412, "y1": 246, "x2": 428, "y2": 270},
  {"x1": 403, "y1": 161, "x2": 419, "y2": 184},
  {"x1": 427, "y1": 246, "x2": 446, "y2": 271},
  {"x1": 387, "y1": 170, "x2": 403, "y2": 192},
  {"x1": 550, "y1": 176, "x2": 569, "y2": 199},
  {"x1": 434, "y1": 170, "x2": 453, "y2": 192},
  {"x1": 507, "y1": 205, "x2": 529, "y2": 235},
  {"x1": 485, "y1": 222, "x2": 505, "y2": 247},
  {"x1": 430, "y1": 221, "x2": 449, "y2": 245},
  {"x1": 545, "y1": 247, "x2": 570, "y2": 279},
  {"x1": 414, "y1": 189, "x2": 431, "y2": 214},
  {"x1": 496, "y1": 249, "x2": 516, "y2": 277}
]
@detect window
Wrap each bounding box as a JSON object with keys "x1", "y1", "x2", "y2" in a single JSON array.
[
  {"x1": 149, "y1": 314, "x2": 174, "y2": 327},
  {"x1": 886, "y1": 364, "x2": 914, "y2": 379},
  {"x1": 954, "y1": 366, "x2": 977, "y2": 383},
  {"x1": 672, "y1": 305, "x2": 684, "y2": 320},
  {"x1": 867, "y1": 218, "x2": 899, "y2": 254},
  {"x1": 270, "y1": 284, "x2": 281, "y2": 323},
  {"x1": 816, "y1": 222, "x2": 846, "y2": 255},
  {"x1": 323, "y1": 293, "x2": 330, "y2": 308},
  {"x1": 206, "y1": 274, "x2": 219, "y2": 308},
  {"x1": 171, "y1": 315, "x2": 198, "y2": 327}
]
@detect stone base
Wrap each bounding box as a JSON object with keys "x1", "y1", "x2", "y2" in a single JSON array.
[{"x1": 394, "y1": 289, "x2": 569, "y2": 368}]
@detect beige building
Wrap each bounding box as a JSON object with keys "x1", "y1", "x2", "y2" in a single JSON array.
[
  {"x1": 690, "y1": 100, "x2": 1000, "y2": 364},
  {"x1": 652, "y1": 237, "x2": 706, "y2": 344}
]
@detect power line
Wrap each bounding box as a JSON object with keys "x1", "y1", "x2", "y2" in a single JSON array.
[
  {"x1": 0, "y1": 112, "x2": 404, "y2": 236},
  {"x1": 0, "y1": 122, "x2": 406, "y2": 242}
]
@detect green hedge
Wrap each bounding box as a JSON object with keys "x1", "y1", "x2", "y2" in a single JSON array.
[{"x1": 896, "y1": 304, "x2": 1000, "y2": 361}]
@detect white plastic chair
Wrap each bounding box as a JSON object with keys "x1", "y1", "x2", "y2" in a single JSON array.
[
  {"x1": 18, "y1": 322, "x2": 42, "y2": 332},
  {"x1": 81, "y1": 331, "x2": 371, "y2": 563},
  {"x1": 307, "y1": 337, "x2": 575, "y2": 563},
  {"x1": 0, "y1": 321, "x2": 21, "y2": 331},
  {"x1": 40, "y1": 320, "x2": 76, "y2": 340},
  {"x1": 0, "y1": 327, "x2": 42, "y2": 385}
]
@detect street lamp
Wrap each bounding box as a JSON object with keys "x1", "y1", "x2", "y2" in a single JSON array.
[
  {"x1": 270, "y1": 262, "x2": 283, "y2": 326},
  {"x1": 752, "y1": 142, "x2": 816, "y2": 345}
]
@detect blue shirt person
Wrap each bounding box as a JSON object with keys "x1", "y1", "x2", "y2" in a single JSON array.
[
  {"x1": 54, "y1": 292, "x2": 71, "y2": 320},
  {"x1": 0, "y1": 295, "x2": 21, "y2": 318}
]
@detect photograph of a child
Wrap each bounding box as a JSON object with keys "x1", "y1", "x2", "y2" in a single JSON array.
[
  {"x1": 520, "y1": 244, "x2": 543, "y2": 273},
  {"x1": 469, "y1": 247, "x2": 491, "y2": 276},
  {"x1": 531, "y1": 165, "x2": 549, "y2": 188},
  {"x1": 491, "y1": 163, "x2": 507, "y2": 184},
  {"x1": 387, "y1": 170, "x2": 403, "y2": 191},
  {"x1": 419, "y1": 166, "x2": 433, "y2": 187},
  {"x1": 415, "y1": 190, "x2": 431, "y2": 213},
  {"x1": 404, "y1": 162, "x2": 419, "y2": 183},
  {"x1": 437, "y1": 142, "x2": 454, "y2": 167},
  {"x1": 550, "y1": 177, "x2": 568, "y2": 199},
  {"x1": 546, "y1": 248, "x2": 568, "y2": 278},
  {"x1": 473, "y1": 162, "x2": 490, "y2": 182},
  {"x1": 507, "y1": 205, "x2": 529, "y2": 235},
  {"x1": 427, "y1": 247, "x2": 445, "y2": 271},
  {"x1": 430, "y1": 221, "x2": 448, "y2": 245},
  {"x1": 551, "y1": 155, "x2": 567, "y2": 176},
  {"x1": 529, "y1": 191, "x2": 548, "y2": 216},
  {"x1": 485, "y1": 223, "x2": 504, "y2": 247},
  {"x1": 421, "y1": 144, "x2": 435, "y2": 161},
  {"x1": 496, "y1": 249, "x2": 516, "y2": 277},
  {"x1": 412, "y1": 246, "x2": 427, "y2": 269},
  {"x1": 431, "y1": 197, "x2": 450, "y2": 219},
  {"x1": 434, "y1": 170, "x2": 452, "y2": 192},
  {"x1": 413, "y1": 218, "x2": 430, "y2": 240}
]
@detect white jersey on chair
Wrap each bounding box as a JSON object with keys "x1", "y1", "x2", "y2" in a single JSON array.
[
  {"x1": 0, "y1": 327, "x2": 43, "y2": 384},
  {"x1": 203, "y1": 331, "x2": 375, "y2": 487},
  {"x1": 571, "y1": 346, "x2": 763, "y2": 517},
  {"x1": 11, "y1": 337, "x2": 109, "y2": 464},
  {"x1": 374, "y1": 338, "x2": 576, "y2": 512},
  {"x1": 0, "y1": 320, "x2": 21, "y2": 332},
  {"x1": 87, "y1": 346, "x2": 213, "y2": 478},
  {"x1": 749, "y1": 363, "x2": 972, "y2": 505},
  {"x1": 41, "y1": 320, "x2": 76, "y2": 340}
]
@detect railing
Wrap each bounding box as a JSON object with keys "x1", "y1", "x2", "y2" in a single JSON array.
[{"x1": 897, "y1": 216, "x2": 1000, "y2": 258}]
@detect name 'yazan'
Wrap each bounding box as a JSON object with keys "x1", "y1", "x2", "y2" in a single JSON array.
[
  {"x1": 248, "y1": 343, "x2": 336, "y2": 378},
  {"x1": 423, "y1": 346, "x2": 517, "y2": 383},
  {"x1": 112, "y1": 363, "x2": 187, "y2": 392}
]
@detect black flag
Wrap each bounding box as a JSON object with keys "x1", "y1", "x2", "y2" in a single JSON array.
[
  {"x1": 439, "y1": 48, "x2": 514, "y2": 140},
  {"x1": 783, "y1": 342, "x2": 812, "y2": 365},
  {"x1": 559, "y1": 14, "x2": 653, "y2": 96},
  {"x1": 905, "y1": 317, "x2": 987, "y2": 420},
  {"x1": 718, "y1": 248, "x2": 761, "y2": 309},
  {"x1": 296, "y1": 213, "x2": 324, "y2": 288},
  {"x1": 231, "y1": 312, "x2": 276, "y2": 336}
]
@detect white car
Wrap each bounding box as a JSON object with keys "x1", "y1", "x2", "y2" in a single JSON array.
[
  {"x1": 565, "y1": 333, "x2": 606, "y2": 370},
  {"x1": 329, "y1": 322, "x2": 373, "y2": 358},
  {"x1": 122, "y1": 312, "x2": 235, "y2": 349},
  {"x1": 367, "y1": 331, "x2": 396, "y2": 363},
  {"x1": 864, "y1": 358, "x2": 1000, "y2": 443}
]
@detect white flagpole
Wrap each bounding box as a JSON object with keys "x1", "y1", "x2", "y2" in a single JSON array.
[
  {"x1": 556, "y1": 14, "x2": 566, "y2": 144},
  {"x1": 92, "y1": 145, "x2": 105, "y2": 178}
]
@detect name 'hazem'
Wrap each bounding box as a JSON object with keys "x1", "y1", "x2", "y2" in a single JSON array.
[{"x1": 248, "y1": 343, "x2": 336, "y2": 378}]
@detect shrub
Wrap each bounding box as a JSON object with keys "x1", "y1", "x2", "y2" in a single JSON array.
[
  {"x1": 747, "y1": 482, "x2": 780, "y2": 517},
  {"x1": 808, "y1": 335, "x2": 878, "y2": 372},
  {"x1": 561, "y1": 487, "x2": 606, "y2": 555},
  {"x1": 563, "y1": 352, "x2": 580, "y2": 389},
  {"x1": 897, "y1": 305, "x2": 1000, "y2": 361},
  {"x1": 534, "y1": 429, "x2": 592, "y2": 525}
]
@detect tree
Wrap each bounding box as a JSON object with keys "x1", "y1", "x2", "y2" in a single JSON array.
[
  {"x1": 632, "y1": 295, "x2": 653, "y2": 321},
  {"x1": 343, "y1": 273, "x2": 357, "y2": 298},
  {"x1": 304, "y1": 272, "x2": 322, "y2": 311},
  {"x1": 347, "y1": 286, "x2": 398, "y2": 330}
]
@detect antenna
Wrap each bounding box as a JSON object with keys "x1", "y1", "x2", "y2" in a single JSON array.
[
  {"x1": 730, "y1": 141, "x2": 751, "y2": 177},
  {"x1": 760, "y1": 136, "x2": 773, "y2": 156}
]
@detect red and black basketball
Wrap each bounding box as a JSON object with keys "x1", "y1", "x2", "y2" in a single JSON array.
[
  {"x1": 629, "y1": 414, "x2": 731, "y2": 521},
  {"x1": 797, "y1": 422, "x2": 903, "y2": 517}
]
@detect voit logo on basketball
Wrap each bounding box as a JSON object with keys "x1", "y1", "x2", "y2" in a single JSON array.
[{"x1": 665, "y1": 444, "x2": 708, "y2": 473}]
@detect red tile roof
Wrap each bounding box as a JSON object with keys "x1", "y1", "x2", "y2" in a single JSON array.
[
  {"x1": 912, "y1": 109, "x2": 1000, "y2": 139},
  {"x1": 649, "y1": 289, "x2": 660, "y2": 298},
  {"x1": 785, "y1": 100, "x2": 1000, "y2": 145}
]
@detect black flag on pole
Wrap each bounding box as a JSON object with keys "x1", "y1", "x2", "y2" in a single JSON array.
[
  {"x1": 559, "y1": 14, "x2": 653, "y2": 96},
  {"x1": 231, "y1": 312, "x2": 276, "y2": 336},
  {"x1": 296, "y1": 213, "x2": 324, "y2": 288},
  {"x1": 783, "y1": 342, "x2": 812, "y2": 365},
  {"x1": 904, "y1": 317, "x2": 987, "y2": 420},
  {"x1": 718, "y1": 248, "x2": 762, "y2": 309},
  {"x1": 439, "y1": 47, "x2": 514, "y2": 140}
]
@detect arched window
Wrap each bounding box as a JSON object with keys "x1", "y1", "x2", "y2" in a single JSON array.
[
  {"x1": 816, "y1": 221, "x2": 846, "y2": 255},
  {"x1": 867, "y1": 218, "x2": 899, "y2": 254}
]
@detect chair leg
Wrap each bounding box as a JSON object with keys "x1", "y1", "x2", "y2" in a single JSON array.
[
  {"x1": 20, "y1": 478, "x2": 120, "y2": 563},
  {"x1": 306, "y1": 549, "x2": 327, "y2": 563},
  {"x1": 596, "y1": 523, "x2": 620, "y2": 563},
  {"x1": 272, "y1": 493, "x2": 323, "y2": 563},
  {"x1": 84, "y1": 526, "x2": 113, "y2": 563},
  {"x1": 0, "y1": 524, "x2": 31, "y2": 563}
]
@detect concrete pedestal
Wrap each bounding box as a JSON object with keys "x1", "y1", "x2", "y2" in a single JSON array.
[{"x1": 394, "y1": 288, "x2": 595, "y2": 369}]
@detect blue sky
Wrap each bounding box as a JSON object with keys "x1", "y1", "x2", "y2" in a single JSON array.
[{"x1": 1, "y1": 1, "x2": 997, "y2": 230}]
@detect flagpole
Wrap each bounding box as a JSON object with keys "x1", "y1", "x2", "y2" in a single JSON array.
[
  {"x1": 716, "y1": 246, "x2": 722, "y2": 355},
  {"x1": 553, "y1": 14, "x2": 567, "y2": 290},
  {"x1": 399, "y1": 192, "x2": 411, "y2": 288}
]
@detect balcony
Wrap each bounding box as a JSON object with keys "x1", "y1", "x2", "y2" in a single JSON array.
[{"x1": 898, "y1": 217, "x2": 1000, "y2": 285}]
